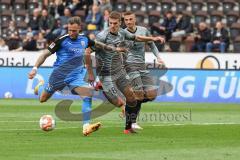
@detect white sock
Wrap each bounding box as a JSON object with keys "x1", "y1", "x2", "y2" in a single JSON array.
[{"x1": 83, "y1": 123, "x2": 90, "y2": 130}]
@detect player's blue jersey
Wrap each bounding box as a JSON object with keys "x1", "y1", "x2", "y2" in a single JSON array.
[
  {"x1": 45, "y1": 34, "x2": 95, "y2": 94},
  {"x1": 48, "y1": 34, "x2": 95, "y2": 68}
]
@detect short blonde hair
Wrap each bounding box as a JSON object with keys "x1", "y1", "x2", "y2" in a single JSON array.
[{"x1": 68, "y1": 16, "x2": 81, "y2": 25}]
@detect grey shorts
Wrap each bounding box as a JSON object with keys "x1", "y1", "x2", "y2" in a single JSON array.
[
  {"x1": 98, "y1": 69, "x2": 131, "y2": 104},
  {"x1": 127, "y1": 70, "x2": 156, "y2": 92}
]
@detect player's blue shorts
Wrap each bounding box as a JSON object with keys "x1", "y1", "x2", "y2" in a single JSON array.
[{"x1": 44, "y1": 66, "x2": 89, "y2": 95}]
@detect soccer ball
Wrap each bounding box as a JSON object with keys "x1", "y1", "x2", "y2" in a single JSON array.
[
  {"x1": 4, "y1": 91, "x2": 13, "y2": 99},
  {"x1": 39, "y1": 115, "x2": 56, "y2": 131}
]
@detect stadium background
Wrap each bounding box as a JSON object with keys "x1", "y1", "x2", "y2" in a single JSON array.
[
  {"x1": 0, "y1": 0, "x2": 239, "y2": 103},
  {"x1": 0, "y1": 0, "x2": 240, "y2": 52}
]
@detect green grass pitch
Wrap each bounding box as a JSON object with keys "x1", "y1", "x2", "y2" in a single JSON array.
[{"x1": 0, "y1": 99, "x2": 240, "y2": 160}]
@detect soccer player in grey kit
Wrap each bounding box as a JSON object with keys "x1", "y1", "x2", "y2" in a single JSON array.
[
  {"x1": 95, "y1": 11, "x2": 165, "y2": 133},
  {"x1": 123, "y1": 11, "x2": 165, "y2": 133}
]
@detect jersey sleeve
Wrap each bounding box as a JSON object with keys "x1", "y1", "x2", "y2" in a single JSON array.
[
  {"x1": 47, "y1": 37, "x2": 63, "y2": 54},
  {"x1": 96, "y1": 31, "x2": 106, "y2": 43},
  {"x1": 94, "y1": 31, "x2": 107, "y2": 52},
  {"x1": 144, "y1": 27, "x2": 161, "y2": 58}
]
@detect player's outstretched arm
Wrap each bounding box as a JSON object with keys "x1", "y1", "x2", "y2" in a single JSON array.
[
  {"x1": 94, "y1": 40, "x2": 127, "y2": 53},
  {"x1": 148, "y1": 42, "x2": 165, "y2": 66},
  {"x1": 135, "y1": 35, "x2": 165, "y2": 44},
  {"x1": 28, "y1": 49, "x2": 52, "y2": 79}
]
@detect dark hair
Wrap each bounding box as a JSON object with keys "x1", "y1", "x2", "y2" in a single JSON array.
[
  {"x1": 109, "y1": 11, "x2": 122, "y2": 21},
  {"x1": 165, "y1": 10, "x2": 173, "y2": 15},
  {"x1": 123, "y1": 11, "x2": 134, "y2": 16},
  {"x1": 176, "y1": 11, "x2": 183, "y2": 15},
  {"x1": 68, "y1": 16, "x2": 81, "y2": 25}
]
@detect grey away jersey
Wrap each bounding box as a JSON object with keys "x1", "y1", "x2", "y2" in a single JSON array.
[
  {"x1": 124, "y1": 26, "x2": 160, "y2": 65},
  {"x1": 95, "y1": 28, "x2": 135, "y2": 76}
]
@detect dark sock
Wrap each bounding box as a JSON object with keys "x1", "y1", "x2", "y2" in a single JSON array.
[
  {"x1": 132, "y1": 101, "x2": 142, "y2": 123},
  {"x1": 142, "y1": 98, "x2": 150, "y2": 103},
  {"x1": 125, "y1": 104, "x2": 135, "y2": 130},
  {"x1": 125, "y1": 101, "x2": 142, "y2": 129}
]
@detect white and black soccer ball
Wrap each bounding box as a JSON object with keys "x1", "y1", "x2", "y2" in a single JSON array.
[
  {"x1": 39, "y1": 115, "x2": 56, "y2": 131},
  {"x1": 4, "y1": 91, "x2": 13, "y2": 99}
]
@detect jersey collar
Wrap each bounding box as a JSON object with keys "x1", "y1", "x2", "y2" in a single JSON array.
[{"x1": 127, "y1": 26, "x2": 137, "y2": 33}]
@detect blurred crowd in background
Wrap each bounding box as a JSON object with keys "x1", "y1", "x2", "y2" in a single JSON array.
[{"x1": 0, "y1": 0, "x2": 240, "y2": 53}]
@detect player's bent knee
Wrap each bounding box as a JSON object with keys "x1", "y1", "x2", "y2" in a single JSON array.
[
  {"x1": 111, "y1": 97, "x2": 125, "y2": 107},
  {"x1": 126, "y1": 95, "x2": 137, "y2": 107},
  {"x1": 122, "y1": 86, "x2": 137, "y2": 106},
  {"x1": 116, "y1": 100, "x2": 125, "y2": 107},
  {"x1": 126, "y1": 92, "x2": 137, "y2": 106},
  {"x1": 145, "y1": 90, "x2": 158, "y2": 101},
  {"x1": 134, "y1": 90, "x2": 144, "y2": 101},
  {"x1": 103, "y1": 92, "x2": 125, "y2": 107}
]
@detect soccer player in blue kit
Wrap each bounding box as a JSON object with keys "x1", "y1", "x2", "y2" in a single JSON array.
[{"x1": 28, "y1": 16, "x2": 125, "y2": 136}]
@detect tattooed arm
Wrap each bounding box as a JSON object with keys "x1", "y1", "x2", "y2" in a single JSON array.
[{"x1": 94, "y1": 40, "x2": 127, "y2": 53}]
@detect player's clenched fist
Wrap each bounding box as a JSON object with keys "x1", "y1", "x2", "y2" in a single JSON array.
[{"x1": 153, "y1": 36, "x2": 165, "y2": 44}]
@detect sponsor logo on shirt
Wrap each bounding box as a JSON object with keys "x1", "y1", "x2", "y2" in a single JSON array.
[{"x1": 81, "y1": 40, "x2": 86, "y2": 47}]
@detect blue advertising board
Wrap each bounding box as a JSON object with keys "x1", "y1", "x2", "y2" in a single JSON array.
[
  {"x1": 0, "y1": 67, "x2": 239, "y2": 103},
  {"x1": 155, "y1": 70, "x2": 240, "y2": 103}
]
